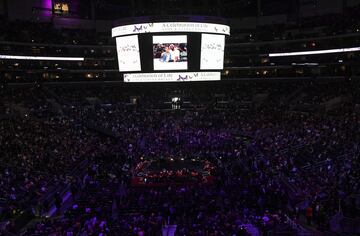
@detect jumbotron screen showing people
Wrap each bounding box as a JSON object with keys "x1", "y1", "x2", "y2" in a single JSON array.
[
  {"x1": 112, "y1": 22, "x2": 230, "y2": 82},
  {"x1": 153, "y1": 35, "x2": 188, "y2": 70}
]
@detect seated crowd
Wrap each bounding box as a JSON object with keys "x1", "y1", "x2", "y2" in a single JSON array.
[{"x1": 0, "y1": 80, "x2": 359, "y2": 235}]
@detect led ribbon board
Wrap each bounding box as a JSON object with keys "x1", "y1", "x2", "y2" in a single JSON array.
[
  {"x1": 269, "y1": 47, "x2": 360, "y2": 57},
  {"x1": 0, "y1": 55, "x2": 84, "y2": 61},
  {"x1": 123, "y1": 72, "x2": 221, "y2": 82},
  {"x1": 112, "y1": 22, "x2": 230, "y2": 37}
]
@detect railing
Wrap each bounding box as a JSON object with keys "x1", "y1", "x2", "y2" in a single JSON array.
[
  {"x1": 86, "y1": 121, "x2": 119, "y2": 138},
  {"x1": 38, "y1": 158, "x2": 89, "y2": 209},
  {"x1": 0, "y1": 40, "x2": 114, "y2": 48},
  {"x1": 15, "y1": 158, "x2": 90, "y2": 234},
  {"x1": 284, "y1": 215, "x2": 317, "y2": 236},
  {"x1": 302, "y1": 152, "x2": 355, "y2": 171}
]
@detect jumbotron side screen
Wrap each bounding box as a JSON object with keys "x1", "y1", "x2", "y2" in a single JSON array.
[
  {"x1": 112, "y1": 22, "x2": 230, "y2": 82},
  {"x1": 200, "y1": 34, "x2": 225, "y2": 70},
  {"x1": 116, "y1": 35, "x2": 141, "y2": 72}
]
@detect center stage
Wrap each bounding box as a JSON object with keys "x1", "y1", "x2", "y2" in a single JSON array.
[{"x1": 132, "y1": 158, "x2": 215, "y2": 187}]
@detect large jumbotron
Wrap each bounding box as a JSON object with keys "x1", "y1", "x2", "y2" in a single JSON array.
[
  {"x1": 2, "y1": 1, "x2": 360, "y2": 235},
  {"x1": 111, "y1": 16, "x2": 230, "y2": 82}
]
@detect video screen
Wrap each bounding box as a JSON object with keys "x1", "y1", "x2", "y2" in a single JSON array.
[
  {"x1": 116, "y1": 35, "x2": 142, "y2": 72},
  {"x1": 153, "y1": 35, "x2": 188, "y2": 70},
  {"x1": 200, "y1": 34, "x2": 225, "y2": 70},
  {"x1": 53, "y1": 2, "x2": 69, "y2": 15}
]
